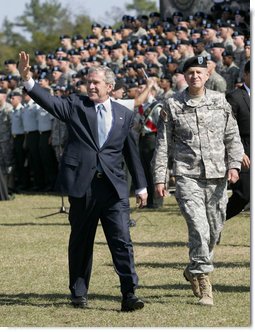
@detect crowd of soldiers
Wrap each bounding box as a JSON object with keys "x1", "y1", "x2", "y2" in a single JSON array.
[{"x1": 0, "y1": 0, "x2": 250, "y2": 201}]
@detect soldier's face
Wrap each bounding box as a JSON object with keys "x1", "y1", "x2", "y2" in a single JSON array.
[{"x1": 184, "y1": 67, "x2": 209, "y2": 90}]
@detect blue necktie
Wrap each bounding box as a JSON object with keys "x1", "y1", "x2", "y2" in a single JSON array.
[{"x1": 97, "y1": 104, "x2": 107, "y2": 147}]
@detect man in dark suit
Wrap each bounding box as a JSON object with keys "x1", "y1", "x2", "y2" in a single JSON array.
[
  {"x1": 225, "y1": 60, "x2": 250, "y2": 220},
  {"x1": 18, "y1": 51, "x2": 148, "y2": 311}
]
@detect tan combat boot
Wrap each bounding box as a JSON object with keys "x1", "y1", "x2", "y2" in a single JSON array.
[
  {"x1": 183, "y1": 267, "x2": 201, "y2": 298},
  {"x1": 197, "y1": 274, "x2": 214, "y2": 306}
]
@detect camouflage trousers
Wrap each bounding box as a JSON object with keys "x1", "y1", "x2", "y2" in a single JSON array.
[{"x1": 175, "y1": 176, "x2": 228, "y2": 274}]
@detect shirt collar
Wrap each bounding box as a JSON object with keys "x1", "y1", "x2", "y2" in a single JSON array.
[
  {"x1": 95, "y1": 98, "x2": 111, "y2": 112},
  {"x1": 243, "y1": 83, "x2": 250, "y2": 96}
]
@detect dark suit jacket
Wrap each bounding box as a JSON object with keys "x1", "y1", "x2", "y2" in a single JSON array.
[
  {"x1": 226, "y1": 85, "x2": 250, "y2": 156},
  {"x1": 28, "y1": 84, "x2": 147, "y2": 198}
]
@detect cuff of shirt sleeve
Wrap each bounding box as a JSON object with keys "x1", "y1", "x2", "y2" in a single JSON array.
[
  {"x1": 135, "y1": 187, "x2": 147, "y2": 195},
  {"x1": 23, "y1": 77, "x2": 35, "y2": 91}
]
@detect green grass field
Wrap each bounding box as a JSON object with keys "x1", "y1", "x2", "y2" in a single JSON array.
[{"x1": 0, "y1": 193, "x2": 250, "y2": 327}]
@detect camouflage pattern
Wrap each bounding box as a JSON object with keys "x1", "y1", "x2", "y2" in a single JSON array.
[
  {"x1": 0, "y1": 102, "x2": 14, "y2": 174},
  {"x1": 152, "y1": 87, "x2": 244, "y2": 274},
  {"x1": 205, "y1": 71, "x2": 227, "y2": 93},
  {"x1": 152, "y1": 88, "x2": 244, "y2": 184},
  {"x1": 175, "y1": 175, "x2": 228, "y2": 274},
  {"x1": 220, "y1": 63, "x2": 240, "y2": 93}
]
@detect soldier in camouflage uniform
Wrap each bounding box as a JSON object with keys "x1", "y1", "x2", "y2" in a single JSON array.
[
  {"x1": 0, "y1": 88, "x2": 15, "y2": 194},
  {"x1": 152, "y1": 56, "x2": 244, "y2": 306}
]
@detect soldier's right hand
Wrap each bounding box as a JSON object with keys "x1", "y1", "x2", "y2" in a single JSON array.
[{"x1": 155, "y1": 183, "x2": 168, "y2": 197}]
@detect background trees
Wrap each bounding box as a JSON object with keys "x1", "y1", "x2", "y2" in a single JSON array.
[{"x1": 0, "y1": 0, "x2": 159, "y2": 70}]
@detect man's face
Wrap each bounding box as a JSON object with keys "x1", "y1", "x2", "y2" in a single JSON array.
[
  {"x1": 184, "y1": 67, "x2": 209, "y2": 90},
  {"x1": 86, "y1": 70, "x2": 113, "y2": 103}
]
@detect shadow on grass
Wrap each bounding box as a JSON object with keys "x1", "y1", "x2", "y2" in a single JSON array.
[
  {"x1": 135, "y1": 261, "x2": 250, "y2": 269},
  {"x1": 96, "y1": 241, "x2": 187, "y2": 248},
  {"x1": 0, "y1": 292, "x2": 121, "y2": 308},
  {"x1": 0, "y1": 222, "x2": 68, "y2": 226},
  {"x1": 140, "y1": 282, "x2": 250, "y2": 294}
]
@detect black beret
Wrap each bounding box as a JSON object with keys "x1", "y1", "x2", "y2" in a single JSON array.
[
  {"x1": 211, "y1": 42, "x2": 224, "y2": 48},
  {"x1": 68, "y1": 49, "x2": 80, "y2": 56},
  {"x1": 4, "y1": 59, "x2": 16, "y2": 65},
  {"x1": 55, "y1": 47, "x2": 67, "y2": 53},
  {"x1": 149, "y1": 12, "x2": 160, "y2": 18},
  {"x1": 222, "y1": 49, "x2": 234, "y2": 57},
  {"x1": 175, "y1": 26, "x2": 188, "y2": 33},
  {"x1": 35, "y1": 50, "x2": 45, "y2": 56},
  {"x1": 52, "y1": 66, "x2": 62, "y2": 72},
  {"x1": 232, "y1": 30, "x2": 244, "y2": 37},
  {"x1": 172, "y1": 11, "x2": 183, "y2": 17},
  {"x1": 91, "y1": 23, "x2": 101, "y2": 28},
  {"x1": 72, "y1": 34, "x2": 83, "y2": 41},
  {"x1": 191, "y1": 38, "x2": 205, "y2": 45},
  {"x1": 0, "y1": 88, "x2": 7, "y2": 94},
  {"x1": 205, "y1": 54, "x2": 217, "y2": 63},
  {"x1": 57, "y1": 56, "x2": 69, "y2": 61},
  {"x1": 177, "y1": 39, "x2": 191, "y2": 46},
  {"x1": 113, "y1": 78, "x2": 126, "y2": 91},
  {"x1": 183, "y1": 56, "x2": 207, "y2": 72},
  {"x1": 103, "y1": 25, "x2": 112, "y2": 30},
  {"x1": 10, "y1": 91, "x2": 22, "y2": 97},
  {"x1": 59, "y1": 34, "x2": 70, "y2": 39}
]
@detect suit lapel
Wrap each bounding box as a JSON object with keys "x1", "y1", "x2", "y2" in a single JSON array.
[
  {"x1": 83, "y1": 104, "x2": 99, "y2": 148},
  {"x1": 240, "y1": 85, "x2": 250, "y2": 112}
]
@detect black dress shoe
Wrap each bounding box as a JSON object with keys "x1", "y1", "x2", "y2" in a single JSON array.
[
  {"x1": 121, "y1": 294, "x2": 144, "y2": 312},
  {"x1": 128, "y1": 219, "x2": 136, "y2": 227},
  {"x1": 71, "y1": 295, "x2": 87, "y2": 308}
]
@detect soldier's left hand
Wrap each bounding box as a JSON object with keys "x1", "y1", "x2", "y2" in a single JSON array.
[{"x1": 227, "y1": 169, "x2": 239, "y2": 184}]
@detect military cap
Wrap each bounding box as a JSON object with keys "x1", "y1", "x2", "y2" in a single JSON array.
[
  {"x1": 194, "y1": 11, "x2": 205, "y2": 18},
  {"x1": 68, "y1": 49, "x2": 80, "y2": 56},
  {"x1": 146, "y1": 46, "x2": 157, "y2": 53},
  {"x1": 177, "y1": 39, "x2": 191, "y2": 46},
  {"x1": 211, "y1": 42, "x2": 224, "y2": 48},
  {"x1": 4, "y1": 59, "x2": 16, "y2": 65},
  {"x1": 57, "y1": 56, "x2": 69, "y2": 61},
  {"x1": 6, "y1": 74, "x2": 20, "y2": 81},
  {"x1": 166, "y1": 56, "x2": 178, "y2": 64},
  {"x1": 232, "y1": 30, "x2": 244, "y2": 37},
  {"x1": 35, "y1": 50, "x2": 45, "y2": 56},
  {"x1": 235, "y1": 9, "x2": 246, "y2": 17},
  {"x1": 0, "y1": 88, "x2": 7, "y2": 94},
  {"x1": 38, "y1": 72, "x2": 49, "y2": 80},
  {"x1": 205, "y1": 23, "x2": 216, "y2": 30},
  {"x1": 219, "y1": 21, "x2": 233, "y2": 28},
  {"x1": 173, "y1": 67, "x2": 184, "y2": 74},
  {"x1": 245, "y1": 40, "x2": 251, "y2": 47},
  {"x1": 111, "y1": 43, "x2": 122, "y2": 50},
  {"x1": 137, "y1": 78, "x2": 147, "y2": 85},
  {"x1": 52, "y1": 66, "x2": 62, "y2": 72},
  {"x1": 222, "y1": 5, "x2": 232, "y2": 13},
  {"x1": 46, "y1": 53, "x2": 55, "y2": 60},
  {"x1": 135, "y1": 63, "x2": 146, "y2": 69},
  {"x1": 149, "y1": 12, "x2": 160, "y2": 18},
  {"x1": 191, "y1": 38, "x2": 205, "y2": 45},
  {"x1": 91, "y1": 23, "x2": 101, "y2": 29},
  {"x1": 135, "y1": 50, "x2": 145, "y2": 56},
  {"x1": 222, "y1": 49, "x2": 234, "y2": 57},
  {"x1": 103, "y1": 25, "x2": 112, "y2": 30},
  {"x1": 10, "y1": 91, "x2": 22, "y2": 97},
  {"x1": 87, "y1": 43, "x2": 97, "y2": 49},
  {"x1": 183, "y1": 56, "x2": 207, "y2": 72},
  {"x1": 172, "y1": 11, "x2": 183, "y2": 17},
  {"x1": 59, "y1": 34, "x2": 70, "y2": 40},
  {"x1": 175, "y1": 26, "x2": 188, "y2": 33},
  {"x1": 87, "y1": 56, "x2": 101, "y2": 63},
  {"x1": 147, "y1": 63, "x2": 159, "y2": 69},
  {"x1": 72, "y1": 34, "x2": 83, "y2": 41},
  {"x1": 205, "y1": 54, "x2": 217, "y2": 63},
  {"x1": 113, "y1": 78, "x2": 126, "y2": 91},
  {"x1": 135, "y1": 15, "x2": 149, "y2": 22},
  {"x1": 55, "y1": 47, "x2": 67, "y2": 53}
]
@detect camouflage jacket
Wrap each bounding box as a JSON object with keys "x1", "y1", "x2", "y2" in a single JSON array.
[{"x1": 152, "y1": 88, "x2": 244, "y2": 183}]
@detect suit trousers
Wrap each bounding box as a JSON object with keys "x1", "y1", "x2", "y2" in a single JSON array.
[{"x1": 68, "y1": 173, "x2": 138, "y2": 297}]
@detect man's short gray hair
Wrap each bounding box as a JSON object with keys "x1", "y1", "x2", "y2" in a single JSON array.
[{"x1": 88, "y1": 66, "x2": 116, "y2": 88}]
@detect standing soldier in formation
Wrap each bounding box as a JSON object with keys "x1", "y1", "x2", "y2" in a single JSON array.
[
  {"x1": 22, "y1": 89, "x2": 44, "y2": 191},
  {"x1": 10, "y1": 91, "x2": 30, "y2": 190},
  {"x1": 152, "y1": 56, "x2": 244, "y2": 306},
  {"x1": 0, "y1": 88, "x2": 14, "y2": 196}
]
